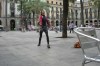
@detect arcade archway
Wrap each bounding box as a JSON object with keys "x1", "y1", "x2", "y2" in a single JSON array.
[{"x1": 10, "y1": 20, "x2": 15, "y2": 30}]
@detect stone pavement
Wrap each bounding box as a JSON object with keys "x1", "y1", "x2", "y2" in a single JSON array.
[{"x1": 0, "y1": 31, "x2": 99, "y2": 66}]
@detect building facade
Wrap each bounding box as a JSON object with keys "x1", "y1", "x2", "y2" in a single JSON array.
[
  {"x1": 0, "y1": 0, "x2": 20, "y2": 30},
  {"x1": 46, "y1": 0, "x2": 63, "y2": 27},
  {"x1": 0, "y1": 0, "x2": 33, "y2": 31},
  {"x1": 0, "y1": 0, "x2": 100, "y2": 31},
  {"x1": 68, "y1": 0, "x2": 100, "y2": 27}
]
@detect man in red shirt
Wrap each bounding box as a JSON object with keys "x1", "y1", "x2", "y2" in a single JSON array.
[{"x1": 37, "y1": 11, "x2": 50, "y2": 48}]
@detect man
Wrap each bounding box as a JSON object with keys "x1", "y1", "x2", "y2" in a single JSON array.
[
  {"x1": 38, "y1": 11, "x2": 50, "y2": 48},
  {"x1": 69, "y1": 22, "x2": 75, "y2": 33}
]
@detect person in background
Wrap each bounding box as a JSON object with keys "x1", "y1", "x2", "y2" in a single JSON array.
[
  {"x1": 37, "y1": 11, "x2": 50, "y2": 48},
  {"x1": 69, "y1": 22, "x2": 75, "y2": 33},
  {"x1": 21, "y1": 23, "x2": 25, "y2": 32},
  {"x1": 88, "y1": 23, "x2": 94, "y2": 27}
]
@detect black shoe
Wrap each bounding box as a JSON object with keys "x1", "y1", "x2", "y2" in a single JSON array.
[
  {"x1": 37, "y1": 44, "x2": 40, "y2": 46},
  {"x1": 47, "y1": 45, "x2": 50, "y2": 48}
]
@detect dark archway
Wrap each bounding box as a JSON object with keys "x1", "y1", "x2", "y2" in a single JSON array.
[
  {"x1": 75, "y1": 21, "x2": 77, "y2": 26},
  {"x1": 94, "y1": 20, "x2": 97, "y2": 27},
  {"x1": 90, "y1": 20, "x2": 93, "y2": 23},
  {"x1": 56, "y1": 20, "x2": 59, "y2": 26},
  {"x1": 68, "y1": 21, "x2": 70, "y2": 26},
  {"x1": 86, "y1": 20, "x2": 88, "y2": 23},
  {"x1": 10, "y1": 20, "x2": 15, "y2": 30},
  {"x1": 0, "y1": 20, "x2": 2, "y2": 25}
]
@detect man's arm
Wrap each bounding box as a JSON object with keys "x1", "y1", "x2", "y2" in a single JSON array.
[{"x1": 39, "y1": 15, "x2": 42, "y2": 26}]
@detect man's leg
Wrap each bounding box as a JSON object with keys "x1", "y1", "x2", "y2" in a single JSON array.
[
  {"x1": 44, "y1": 29, "x2": 50, "y2": 48},
  {"x1": 38, "y1": 29, "x2": 43, "y2": 46},
  {"x1": 70, "y1": 28, "x2": 71, "y2": 33},
  {"x1": 72, "y1": 28, "x2": 74, "y2": 33}
]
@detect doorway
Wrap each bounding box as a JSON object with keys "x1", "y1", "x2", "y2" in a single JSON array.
[{"x1": 10, "y1": 20, "x2": 15, "y2": 30}]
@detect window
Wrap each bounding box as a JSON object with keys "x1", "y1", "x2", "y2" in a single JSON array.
[
  {"x1": 60, "y1": 2, "x2": 62, "y2": 5},
  {"x1": 47, "y1": 1, "x2": 49, "y2": 3},
  {"x1": 75, "y1": 10, "x2": 78, "y2": 19},
  {"x1": 85, "y1": 9, "x2": 88, "y2": 19},
  {"x1": 60, "y1": 8, "x2": 63, "y2": 18},
  {"x1": 51, "y1": 7, "x2": 54, "y2": 19},
  {"x1": 51, "y1": 7, "x2": 54, "y2": 12},
  {"x1": 0, "y1": 20, "x2": 2, "y2": 25},
  {"x1": 47, "y1": 10, "x2": 50, "y2": 18},
  {"x1": 51, "y1": 1, "x2": 53, "y2": 4},
  {"x1": 90, "y1": 8, "x2": 92, "y2": 13},
  {"x1": 56, "y1": 2, "x2": 57, "y2": 4},
  {"x1": 98, "y1": 9, "x2": 100, "y2": 19},
  {"x1": 56, "y1": 7, "x2": 59, "y2": 19},
  {"x1": 71, "y1": 9, "x2": 74, "y2": 19},
  {"x1": 10, "y1": 3, "x2": 15, "y2": 17},
  {"x1": 94, "y1": 9, "x2": 97, "y2": 18},
  {"x1": 85, "y1": 9, "x2": 88, "y2": 13},
  {"x1": 89, "y1": 8, "x2": 92, "y2": 19}
]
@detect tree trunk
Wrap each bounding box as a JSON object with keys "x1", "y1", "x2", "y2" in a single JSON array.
[
  {"x1": 97, "y1": 8, "x2": 100, "y2": 27},
  {"x1": 32, "y1": 11, "x2": 35, "y2": 26},
  {"x1": 80, "y1": 0, "x2": 84, "y2": 26},
  {"x1": 5, "y1": 0, "x2": 8, "y2": 31},
  {"x1": 20, "y1": 0, "x2": 23, "y2": 25},
  {"x1": 62, "y1": 0, "x2": 68, "y2": 38}
]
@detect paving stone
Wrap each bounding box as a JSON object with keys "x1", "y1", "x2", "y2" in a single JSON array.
[{"x1": 0, "y1": 31, "x2": 99, "y2": 66}]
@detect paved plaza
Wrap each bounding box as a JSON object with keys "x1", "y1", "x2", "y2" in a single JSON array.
[{"x1": 0, "y1": 30, "x2": 99, "y2": 66}]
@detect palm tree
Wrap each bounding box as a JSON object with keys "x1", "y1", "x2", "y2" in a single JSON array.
[
  {"x1": 62, "y1": 0, "x2": 68, "y2": 38},
  {"x1": 17, "y1": 0, "x2": 50, "y2": 26},
  {"x1": 30, "y1": 0, "x2": 50, "y2": 26},
  {"x1": 62, "y1": 0, "x2": 76, "y2": 38},
  {"x1": 80, "y1": 0, "x2": 84, "y2": 26}
]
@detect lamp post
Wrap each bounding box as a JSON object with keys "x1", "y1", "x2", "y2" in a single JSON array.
[
  {"x1": 5, "y1": 0, "x2": 8, "y2": 31},
  {"x1": 60, "y1": 13, "x2": 63, "y2": 32},
  {"x1": 60, "y1": 7, "x2": 63, "y2": 32},
  {"x1": 20, "y1": 0, "x2": 22, "y2": 22}
]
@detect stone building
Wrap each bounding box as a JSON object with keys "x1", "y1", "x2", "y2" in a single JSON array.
[
  {"x1": 0, "y1": 0, "x2": 33, "y2": 31},
  {"x1": 0, "y1": 0, "x2": 100, "y2": 31},
  {"x1": 46, "y1": 0, "x2": 63, "y2": 27},
  {"x1": 68, "y1": 0, "x2": 100, "y2": 27},
  {"x1": 0, "y1": 0, "x2": 20, "y2": 30}
]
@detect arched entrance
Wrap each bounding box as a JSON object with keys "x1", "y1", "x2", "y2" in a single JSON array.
[
  {"x1": 68, "y1": 21, "x2": 70, "y2": 26},
  {"x1": 75, "y1": 21, "x2": 77, "y2": 26},
  {"x1": 0, "y1": 20, "x2": 2, "y2": 25},
  {"x1": 94, "y1": 20, "x2": 97, "y2": 27},
  {"x1": 56, "y1": 20, "x2": 59, "y2": 26},
  {"x1": 86, "y1": 20, "x2": 88, "y2": 23},
  {"x1": 10, "y1": 20, "x2": 15, "y2": 30}
]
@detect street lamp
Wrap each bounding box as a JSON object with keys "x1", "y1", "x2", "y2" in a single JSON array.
[
  {"x1": 5, "y1": 0, "x2": 8, "y2": 31},
  {"x1": 20, "y1": 0, "x2": 22, "y2": 20},
  {"x1": 60, "y1": 8, "x2": 63, "y2": 32}
]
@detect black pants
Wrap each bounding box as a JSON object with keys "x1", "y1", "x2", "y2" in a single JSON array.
[
  {"x1": 38, "y1": 27, "x2": 49, "y2": 45},
  {"x1": 70, "y1": 28, "x2": 74, "y2": 33}
]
